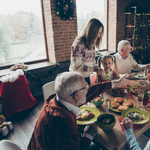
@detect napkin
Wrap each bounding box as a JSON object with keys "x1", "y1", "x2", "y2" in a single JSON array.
[{"x1": 118, "y1": 118, "x2": 143, "y2": 131}]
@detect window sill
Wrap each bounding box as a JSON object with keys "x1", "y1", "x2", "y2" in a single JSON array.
[{"x1": 0, "y1": 61, "x2": 54, "y2": 77}]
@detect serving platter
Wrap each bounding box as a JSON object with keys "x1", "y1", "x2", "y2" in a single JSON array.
[
  {"x1": 109, "y1": 99, "x2": 135, "y2": 113},
  {"x1": 122, "y1": 108, "x2": 150, "y2": 124},
  {"x1": 110, "y1": 88, "x2": 126, "y2": 97},
  {"x1": 77, "y1": 106, "x2": 100, "y2": 125}
]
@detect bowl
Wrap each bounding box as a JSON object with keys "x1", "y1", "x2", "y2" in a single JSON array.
[
  {"x1": 91, "y1": 95, "x2": 104, "y2": 106},
  {"x1": 97, "y1": 114, "x2": 116, "y2": 131}
]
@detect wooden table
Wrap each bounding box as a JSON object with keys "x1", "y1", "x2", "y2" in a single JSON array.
[{"x1": 88, "y1": 79, "x2": 150, "y2": 150}]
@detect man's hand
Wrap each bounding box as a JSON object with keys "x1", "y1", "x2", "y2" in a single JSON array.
[
  {"x1": 84, "y1": 124, "x2": 97, "y2": 138},
  {"x1": 123, "y1": 117, "x2": 133, "y2": 129},
  {"x1": 112, "y1": 73, "x2": 131, "y2": 88},
  {"x1": 145, "y1": 64, "x2": 150, "y2": 70}
]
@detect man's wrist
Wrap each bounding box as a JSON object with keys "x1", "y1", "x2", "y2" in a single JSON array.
[
  {"x1": 82, "y1": 133, "x2": 93, "y2": 141},
  {"x1": 111, "y1": 81, "x2": 115, "y2": 88}
]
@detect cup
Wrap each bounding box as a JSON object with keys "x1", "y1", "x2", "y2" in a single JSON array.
[
  {"x1": 138, "y1": 91, "x2": 144, "y2": 108},
  {"x1": 105, "y1": 98, "x2": 110, "y2": 113}
]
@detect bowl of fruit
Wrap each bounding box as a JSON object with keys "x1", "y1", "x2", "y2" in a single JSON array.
[{"x1": 91, "y1": 94, "x2": 104, "y2": 106}]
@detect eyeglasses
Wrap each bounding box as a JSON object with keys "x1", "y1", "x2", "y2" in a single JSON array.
[{"x1": 70, "y1": 83, "x2": 89, "y2": 96}]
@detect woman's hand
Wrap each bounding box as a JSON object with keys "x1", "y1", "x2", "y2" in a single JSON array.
[{"x1": 123, "y1": 117, "x2": 133, "y2": 129}]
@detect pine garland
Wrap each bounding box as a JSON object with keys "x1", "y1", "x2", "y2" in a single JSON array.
[
  {"x1": 55, "y1": 0, "x2": 75, "y2": 21},
  {"x1": 25, "y1": 63, "x2": 60, "y2": 81}
]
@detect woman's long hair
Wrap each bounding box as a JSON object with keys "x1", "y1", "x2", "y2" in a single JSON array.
[{"x1": 76, "y1": 18, "x2": 104, "y2": 49}]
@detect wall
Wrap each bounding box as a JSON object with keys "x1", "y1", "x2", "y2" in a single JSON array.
[
  {"x1": 116, "y1": 0, "x2": 150, "y2": 48},
  {"x1": 108, "y1": 0, "x2": 117, "y2": 52},
  {"x1": 43, "y1": 0, "x2": 77, "y2": 64}
]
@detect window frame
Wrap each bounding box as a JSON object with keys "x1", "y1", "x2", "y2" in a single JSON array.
[
  {"x1": 76, "y1": 0, "x2": 108, "y2": 52},
  {"x1": 0, "y1": 0, "x2": 48, "y2": 70}
]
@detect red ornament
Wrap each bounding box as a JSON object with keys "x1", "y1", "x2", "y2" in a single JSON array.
[
  {"x1": 63, "y1": 0, "x2": 65, "y2": 2},
  {"x1": 63, "y1": 18, "x2": 65, "y2": 20},
  {"x1": 71, "y1": 6, "x2": 73, "y2": 8},
  {"x1": 58, "y1": 2, "x2": 60, "y2": 5}
]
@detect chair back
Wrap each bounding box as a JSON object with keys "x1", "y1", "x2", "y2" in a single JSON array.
[
  {"x1": 0, "y1": 140, "x2": 22, "y2": 150},
  {"x1": 42, "y1": 81, "x2": 55, "y2": 101}
]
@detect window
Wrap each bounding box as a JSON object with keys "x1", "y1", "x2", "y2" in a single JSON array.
[
  {"x1": 0, "y1": 0, "x2": 47, "y2": 68},
  {"x1": 76, "y1": 0, "x2": 107, "y2": 50}
]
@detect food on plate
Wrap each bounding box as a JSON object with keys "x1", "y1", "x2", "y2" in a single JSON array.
[
  {"x1": 132, "y1": 85, "x2": 142, "y2": 93},
  {"x1": 127, "y1": 112, "x2": 144, "y2": 122},
  {"x1": 118, "y1": 105, "x2": 129, "y2": 111},
  {"x1": 139, "y1": 80, "x2": 148, "y2": 87},
  {"x1": 122, "y1": 101, "x2": 133, "y2": 107},
  {"x1": 101, "y1": 118, "x2": 114, "y2": 125},
  {"x1": 136, "y1": 74, "x2": 144, "y2": 78},
  {"x1": 93, "y1": 95, "x2": 103, "y2": 102},
  {"x1": 111, "y1": 101, "x2": 121, "y2": 109},
  {"x1": 114, "y1": 97, "x2": 124, "y2": 103},
  {"x1": 111, "y1": 88, "x2": 125, "y2": 95},
  {"x1": 77, "y1": 109, "x2": 95, "y2": 120}
]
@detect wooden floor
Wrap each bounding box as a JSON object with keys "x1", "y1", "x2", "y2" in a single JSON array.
[{"x1": 1, "y1": 96, "x2": 44, "y2": 150}]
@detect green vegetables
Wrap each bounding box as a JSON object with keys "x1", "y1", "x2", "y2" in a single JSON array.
[{"x1": 127, "y1": 112, "x2": 144, "y2": 121}]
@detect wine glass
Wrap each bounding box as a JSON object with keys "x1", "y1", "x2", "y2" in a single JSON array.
[
  {"x1": 144, "y1": 68, "x2": 149, "y2": 80},
  {"x1": 138, "y1": 91, "x2": 144, "y2": 109},
  {"x1": 104, "y1": 98, "x2": 110, "y2": 114}
]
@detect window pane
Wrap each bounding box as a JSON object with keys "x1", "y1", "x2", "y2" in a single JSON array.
[
  {"x1": 0, "y1": 0, "x2": 46, "y2": 67},
  {"x1": 76, "y1": 0, "x2": 107, "y2": 50}
]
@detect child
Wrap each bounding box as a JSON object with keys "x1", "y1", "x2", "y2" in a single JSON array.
[
  {"x1": 97, "y1": 55, "x2": 120, "y2": 82},
  {"x1": 90, "y1": 55, "x2": 120, "y2": 84}
]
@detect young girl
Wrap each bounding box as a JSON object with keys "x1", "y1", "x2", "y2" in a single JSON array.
[{"x1": 90, "y1": 55, "x2": 120, "y2": 84}]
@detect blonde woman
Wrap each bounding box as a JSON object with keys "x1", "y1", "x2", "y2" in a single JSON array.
[{"x1": 69, "y1": 18, "x2": 104, "y2": 85}]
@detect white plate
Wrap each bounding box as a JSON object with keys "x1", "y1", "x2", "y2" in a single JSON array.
[{"x1": 133, "y1": 73, "x2": 147, "y2": 80}]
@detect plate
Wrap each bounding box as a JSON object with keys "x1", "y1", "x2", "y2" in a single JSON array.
[
  {"x1": 121, "y1": 108, "x2": 150, "y2": 124},
  {"x1": 110, "y1": 88, "x2": 126, "y2": 97},
  {"x1": 133, "y1": 73, "x2": 147, "y2": 80},
  {"x1": 130, "y1": 84, "x2": 139, "y2": 94},
  {"x1": 77, "y1": 106, "x2": 100, "y2": 125},
  {"x1": 130, "y1": 84, "x2": 150, "y2": 95},
  {"x1": 109, "y1": 99, "x2": 135, "y2": 113}
]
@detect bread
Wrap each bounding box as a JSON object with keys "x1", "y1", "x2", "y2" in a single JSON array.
[
  {"x1": 111, "y1": 102, "x2": 121, "y2": 109},
  {"x1": 114, "y1": 97, "x2": 124, "y2": 103},
  {"x1": 118, "y1": 105, "x2": 129, "y2": 111},
  {"x1": 122, "y1": 101, "x2": 133, "y2": 107}
]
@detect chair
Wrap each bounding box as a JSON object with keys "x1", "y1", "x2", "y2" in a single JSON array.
[
  {"x1": 42, "y1": 81, "x2": 55, "y2": 101},
  {"x1": 0, "y1": 140, "x2": 22, "y2": 150},
  {"x1": 90, "y1": 72, "x2": 97, "y2": 85}
]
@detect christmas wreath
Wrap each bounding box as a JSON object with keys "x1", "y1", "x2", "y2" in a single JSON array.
[
  {"x1": 55, "y1": 0, "x2": 76, "y2": 21},
  {"x1": 10, "y1": 63, "x2": 28, "y2": 71}
]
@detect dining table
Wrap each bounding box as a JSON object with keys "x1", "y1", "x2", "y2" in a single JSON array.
[{"x1": 84, "y1": 73, "x2": 150, "y2": 150}]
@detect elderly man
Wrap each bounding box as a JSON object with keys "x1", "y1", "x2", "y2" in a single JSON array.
[
  {"x1": 27, "y1": 71, "x2": 129, "y2": 150},
  {"x1": 114, "y1": 40, "x2": 150, "y2": 74}
]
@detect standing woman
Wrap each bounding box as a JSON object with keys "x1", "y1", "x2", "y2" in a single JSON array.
[{"x1": 69, "y1": 18, "x2": 104, "y2": 85}]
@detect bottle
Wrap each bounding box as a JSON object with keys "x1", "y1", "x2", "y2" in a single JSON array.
[{"x1": 143, "y1": 93, "x2": 149, "y2": 106}]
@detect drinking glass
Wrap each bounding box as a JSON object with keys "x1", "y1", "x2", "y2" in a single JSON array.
[
  {"x1": 105, "y1": 98, "x2": 110, "y2": 113},
  {"x1": 144, "y1": 68, "x2": 149, "y2": 79},
  {"x1": 138, "y1": 91, "x2": 144, "y2": 109}
]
